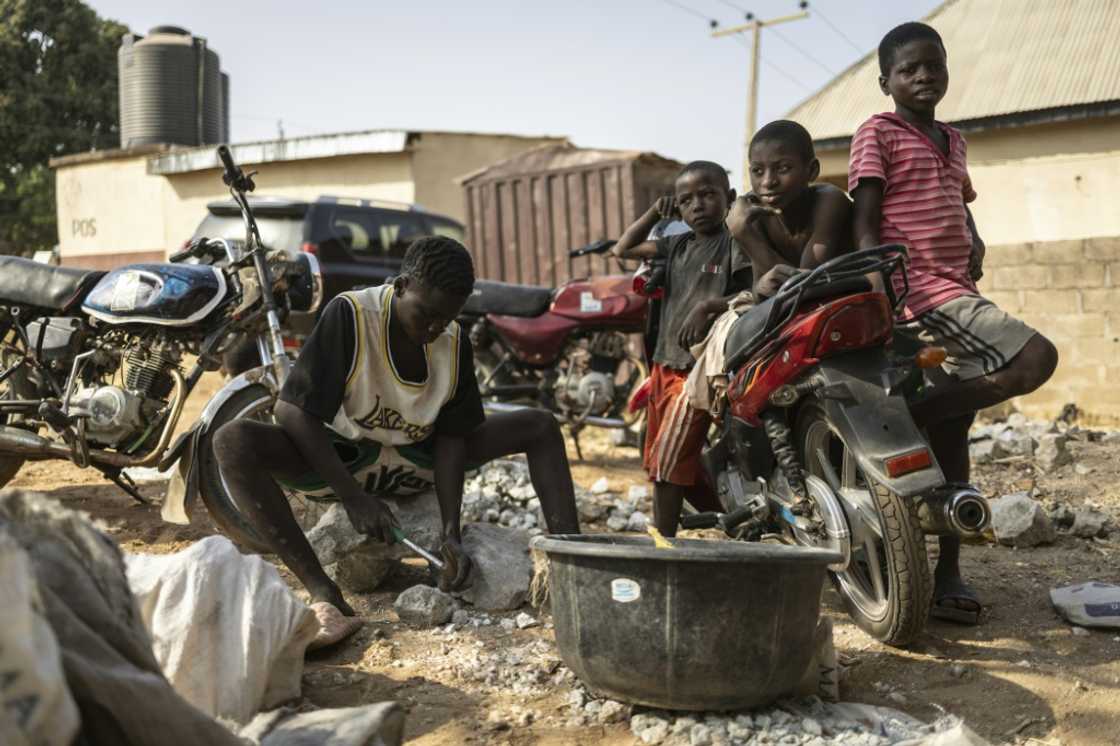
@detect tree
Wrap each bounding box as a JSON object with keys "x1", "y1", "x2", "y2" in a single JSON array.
[{"x1": 0, "y1": 0, "x2": 127, "y2": 256}]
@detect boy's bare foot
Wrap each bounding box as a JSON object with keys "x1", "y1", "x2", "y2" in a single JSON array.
[
  {"x1": 309, "y1": 581, "x2": 355, "y2": 617},
  {"x1": 931, "y1": 573, "x2": 982, "y2": 625},
  {"x1": 308, "y1": 602, "x2": 364, "y2": 651}
]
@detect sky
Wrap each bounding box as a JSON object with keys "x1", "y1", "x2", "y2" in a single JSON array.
[{"x1": 90, "y1": 0, "x2": 942, "y2": 185}]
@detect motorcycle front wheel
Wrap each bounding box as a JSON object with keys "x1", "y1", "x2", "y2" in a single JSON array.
[
  {"x1": 796, "y1": 402, "x2": 932, "y2": 646},
  {"x1": 196, "y1": 383, "x2": 336, "y2": 554}
]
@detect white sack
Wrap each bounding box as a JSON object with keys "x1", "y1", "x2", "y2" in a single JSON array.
[{"x1": 125, "y1": 535, "x2": 320, "y2": 725}]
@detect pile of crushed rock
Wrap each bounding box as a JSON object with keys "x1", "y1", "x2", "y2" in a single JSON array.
[{"x1": 461, "y1": 459, "x2": 651, "y2": 535}]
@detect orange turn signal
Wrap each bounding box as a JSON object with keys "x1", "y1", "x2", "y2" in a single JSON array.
[{"x1": 915, "y1": 346, "x2": 948, "y2": 369}]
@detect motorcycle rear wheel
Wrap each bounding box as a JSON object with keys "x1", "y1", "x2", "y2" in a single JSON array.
[{"x1": 796, "y1": 402, "x2": 932, "y2": 646}]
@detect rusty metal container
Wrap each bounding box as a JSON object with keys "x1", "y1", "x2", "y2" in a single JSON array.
[{"x1": 460, "y1": 143, "x2": 682, "y2": 286}]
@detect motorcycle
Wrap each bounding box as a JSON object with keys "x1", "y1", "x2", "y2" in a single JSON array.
[
  {"x1": 461, "y1": 241, "x2": 651, "y2": 458},
  {"x1": 0, "y1": 147, "x2": 321, "y2": 551},
  {"x1": 683, "y1": 246, "x2": 991, "y2": 646}
]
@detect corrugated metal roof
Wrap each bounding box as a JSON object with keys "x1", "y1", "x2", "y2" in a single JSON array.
[
  {"x1": 460, "y1": 142, "x2": 683, "y2": 184},
  {"x1": 787, "y1": 0, "x2": 1120, "y2": 142}
]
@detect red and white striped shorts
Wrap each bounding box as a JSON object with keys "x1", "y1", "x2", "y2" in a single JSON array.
[{"x1": 642, "y1": 363, "x2": 711, "y2": 487}]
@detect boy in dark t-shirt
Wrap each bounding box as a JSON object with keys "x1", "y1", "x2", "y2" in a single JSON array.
[
  {"x1": 613, "y1": 161, "x2": 752, "y2": 536},
  {"x1": 214, "y1": 238, "x2": 580, "y2": 633}
]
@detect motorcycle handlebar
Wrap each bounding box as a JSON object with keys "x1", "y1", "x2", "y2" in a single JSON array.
[{"x1": 569, "y1": 239, "x2": 617, "y2": 258}]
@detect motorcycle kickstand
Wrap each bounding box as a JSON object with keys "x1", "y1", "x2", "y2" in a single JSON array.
[
  {"x1": 569, "y1": 422, "x2": 585, "y2": 461},
  {"x1": 98, "y1": 465, "x2": 150, "y2": 505}
]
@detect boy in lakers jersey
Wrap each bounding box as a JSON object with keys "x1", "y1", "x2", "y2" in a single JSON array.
[{"x1": 214, "y1": 237, "x2": 580, "y2": 620}]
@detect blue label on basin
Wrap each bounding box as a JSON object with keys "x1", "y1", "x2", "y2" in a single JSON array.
[{"x1": 611, "y1": 578, "x2": 641, "y2": 603}]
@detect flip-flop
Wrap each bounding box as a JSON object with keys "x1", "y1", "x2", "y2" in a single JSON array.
[
  {"x1": 930, "y1": 581, "x2": 983, "y2": 625},
  {"x1": 307, "y1": 601, "x2": 364, "y2": 651}
]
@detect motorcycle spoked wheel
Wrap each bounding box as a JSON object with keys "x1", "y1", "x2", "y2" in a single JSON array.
[
  {"x1": 795, "y1": 401, "x2": 932, "y2": 647},
  {"x1": 196, "y1": 384, "x2": 330, "y2": 554}
]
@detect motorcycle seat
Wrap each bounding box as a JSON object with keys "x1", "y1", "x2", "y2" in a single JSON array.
[
  {"x1": 0, "y1": 256, "x2": 106, "y2": 312},
  {"x1": 462, "y1": 279, "x2": 554, "y2": 318},
  {"x1": 724, "y1": 276, "x2": 873, "y2": 372}
]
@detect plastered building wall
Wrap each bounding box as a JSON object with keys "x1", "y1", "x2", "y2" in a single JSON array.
[
  {"x1": 815, "y1": 117, "x2": 1120, "y2": 247},
  {"x1": 978, "y1": 235, "x2": 1120, "y2": 424}
]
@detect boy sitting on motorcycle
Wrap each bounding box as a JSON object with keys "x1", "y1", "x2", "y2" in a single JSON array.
[
  {"x1": 727, "y1": 120, "x2": 853, "y2": 296},
  {"x1": 850, "y1": 22, "x2": 1058, "y2": 624},
  {"x1": 613, "y1": 162, "x2": 753, "y2": 537},
  {"x1": 214, "y1": 237, "x2": 580, "y2": 626}
]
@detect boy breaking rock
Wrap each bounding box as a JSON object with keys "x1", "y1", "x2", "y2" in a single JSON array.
[
  {"x1": 613, "y1": 162, "x2": 753, "y2": 537},
  {"x1": 850, "y1": 22, "x2": 1058, "y2": 624},
  {"x1": 214, "y1": 237, "x2": 580, "y2": 636}
]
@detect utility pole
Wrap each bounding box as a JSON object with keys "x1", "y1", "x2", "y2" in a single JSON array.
[{"x1": 713, "y1": 8, "x2": 810, "y2": 191}]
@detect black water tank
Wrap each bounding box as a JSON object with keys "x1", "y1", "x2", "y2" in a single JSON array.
[{"x1": 118, "y1": 26, "x2": 229, "y2": 148}]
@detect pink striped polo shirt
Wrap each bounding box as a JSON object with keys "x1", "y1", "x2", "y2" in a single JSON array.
[{"x1": 848, "y1": 112, "x2": 978, "y2": 320}]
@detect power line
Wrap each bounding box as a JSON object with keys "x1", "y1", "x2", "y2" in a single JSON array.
[
  {"x1": 733, "y1": 36, "x2": 812, "y2": 93},
  {"x1": 711, "y1": 0, "x2": 749, "y2": 14},
  {"x1": 812, "y1": 5, "x2": 865, "y2": 55},
  {"x1": 766, "y1": 24, "x2": 839, "y2": 77},
  {"x1": 656, "y1": 0, "x2": 715, "y2": 24}
]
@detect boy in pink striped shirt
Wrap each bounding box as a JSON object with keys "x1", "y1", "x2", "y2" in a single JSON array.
[{"x1": 850, "y1": 22, "x2": 1058, "y2": 625}]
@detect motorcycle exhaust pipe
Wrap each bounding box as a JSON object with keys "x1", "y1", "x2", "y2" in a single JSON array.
[
  {"x1": 917, "y1": 488, "x2": 991, "y2": 537},
  {"x1": 482, "y1": 401, "x2": 629, "y2": 429}
]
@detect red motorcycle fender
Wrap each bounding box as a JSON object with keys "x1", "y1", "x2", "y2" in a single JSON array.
[{"x1": 813, "y1": 352, "x2": 945, "y2": 498}]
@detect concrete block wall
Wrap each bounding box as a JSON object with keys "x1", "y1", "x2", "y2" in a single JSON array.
[{"x1": 977, "y1": 235, "x2": 1120, "y2": 425}]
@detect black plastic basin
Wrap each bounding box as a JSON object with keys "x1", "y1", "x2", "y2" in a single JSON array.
[{"x1": 531, "y1": 534, "x2": 841, "y2": 711}]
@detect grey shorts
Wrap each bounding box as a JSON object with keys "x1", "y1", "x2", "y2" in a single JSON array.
[{"x1": 895, "y1": 294, "x2": 1037, "y2": 382}]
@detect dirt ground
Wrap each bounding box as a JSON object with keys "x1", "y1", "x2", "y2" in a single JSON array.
[{"x1": 8, "y1": 373, "x2": 1120, "y2": 746}]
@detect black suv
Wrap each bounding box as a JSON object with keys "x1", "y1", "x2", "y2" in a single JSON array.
[
  {"x1": 191, "y1": 195, "x2": 465, "y2": 372},
  {"x1": 191, "y1": 195, "x2": 466, "y2": 303}
]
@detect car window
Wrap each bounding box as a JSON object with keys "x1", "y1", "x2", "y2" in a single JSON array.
[
  {"x1": 325, "y1": 207, "x2": 380, "y2": 255},
  {"x1": 427, "y1": 217, "x2": 466, "y2": 243},
  {"x1": 193, "y1": 214, "x2": 303, "y2": 255},
  {"x1": 376, "y1": 210, "x2": 428, "y2": 259}
]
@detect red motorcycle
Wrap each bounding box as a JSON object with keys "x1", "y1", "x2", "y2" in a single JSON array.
[
  {"x1": 461, "y1": 240, "x2": 648, "y2": 456},
  {"x1": 685, "y1": 246, "x2": 991, "y2": 646}
]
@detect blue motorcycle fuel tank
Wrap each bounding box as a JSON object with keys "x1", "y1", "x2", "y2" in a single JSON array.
[{"x1": 82, "y1": 264, "x2": 227, "y2": 326}]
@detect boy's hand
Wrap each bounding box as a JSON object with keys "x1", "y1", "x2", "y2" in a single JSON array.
[
  {"x1": 653, "y1": 195, "x2": 679, "y2": 221},
  {"x1": 727, "y1": 194, "x2": 781, "y2": 235},
  {"x1": 756, "y1": 264, "x2": 799, "y2": 298},
  {"x1": 439, "y1": 537, "x2": 473, "y2": 591},
  {"x1": 968, "y1": 235, "x2": 986, "y2": 282},
  {"x1": 342, "y1": 495, "x2": 400, "y2": 544},
  {"x1": 678, "y1": 303, "x2": 716, "y2": 350}
]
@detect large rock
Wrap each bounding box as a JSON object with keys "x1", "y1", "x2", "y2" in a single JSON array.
[
  {"x1": 1071, "y1": 507, "x2": 1110, "y2": 539},
  {"x1": 305, "y1": 503, "x2": 410, "y2": 592},
  {"x1": 456, "y1": 523, "x2": 533, "y2": 611},
  {"x1": 394, "y1": 584, "x2": 456, "y2": 627},
  {"x1": 1036, "y1": 433, "x2": 1072, "y2": 473},
  {"x1": 383, "y1": 490, "x2": 443, "y2": 554},
  {"x1": 968, "y1": 438, "x2": 997, "y2": 465},
  {"x1": 993, "y1": 427, "x2": 1035, "y2": 459},
  {"x1": 990, "y1": 492, "x2": 1057, "y2": 547}
]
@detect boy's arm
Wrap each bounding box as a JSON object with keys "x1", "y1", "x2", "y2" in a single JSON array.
[
  {"x1": 802, "y1": 186, "x2": 853, "y2": 268},
  {"x1": 727, "y1": 195, "x2": 788, "y2": 298},
  {"x1": 613, "y1": 197, "x2": 677, "y2": 260},
  {"x1": 275, "y1": 297, "x2": 398, "y2": 542},
  {"x1": 430, "y1": 334, "x2": 487, "y2": 590},
  {"x1": 851, "y1": 180, "x2": 884, "y2": 250},
  {"x1": 276, "y1": 402, "x2": 398, "y2": 542},
  {"x1": 966, "y1": 206, "x2": 985, "y2": 281}
]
